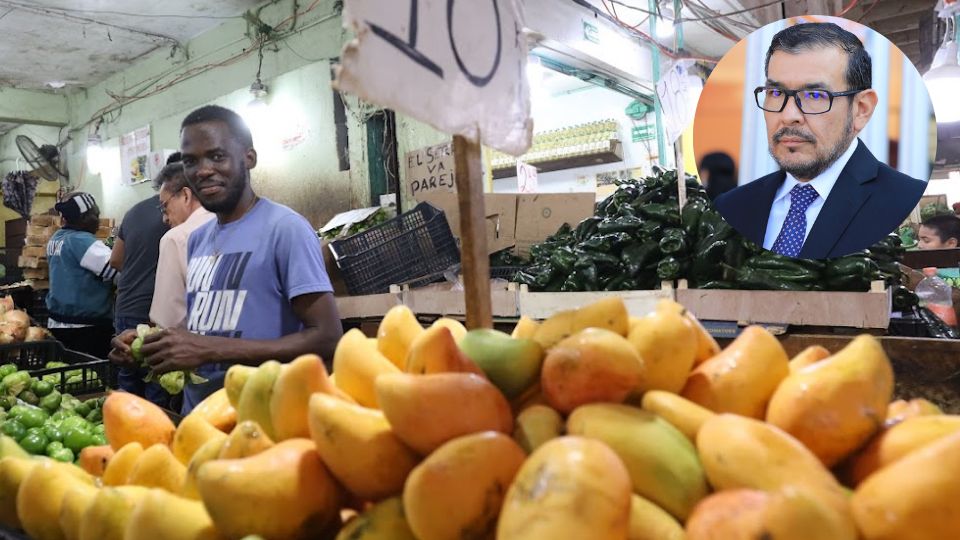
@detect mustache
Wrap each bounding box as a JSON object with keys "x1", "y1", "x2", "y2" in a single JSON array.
[{"x1": 773, "y1": 128, "x2": 815, "y2": 143}]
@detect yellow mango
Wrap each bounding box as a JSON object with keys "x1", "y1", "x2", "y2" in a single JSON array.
[
  {"x1": 377, "y1": 305, "x2": 424, "y2": 369},
  {"x1": 124, "y1": 488, "x2": 222, "y2": 540},
  {"x1": 541, "y1": 328, "x2": 643, "y2": 414},
  {"x1": 567, "y1": 403, "x2": 709, "y2": 520},
  {"x1": 513, "y1": 404, "x2": 564, "y2": 454},
  {"x1": 404, "y1": 325, "x2": 485, "y2": 376},
  {"x1": 224, "y1": 365, "x2": 257, "y2": 408},
  {"x1": 886, "y1": 398, "x2": 943, "y2": 426},
  {"x1": 59, "y1": 483, "x2": 100, "y2": 540},
  {"x1": 852, "y1": 430, "x2": 960, "y2": 539},
  {"x1": 172, "y1": 415, "x2": 228, "y2": 465},
  {"x1": 127, "y1": 444, "x2": 187, "y2": 493},
  {"x1": 510, "y1": 316, "x2": 540, "y2": 340},
  {"x1": 498, "y1": 436, "x2": 632, "y2": 539},
  {"x1": 307, "y1": 392, "x2": 419, "y2": 501},
  {"x1": 335, "y1": 496, "x2": 417, "y2": 540},
  {"x1": 682, "y1": 325, "x2": 789, "y2": 418},
  {"x1": 236, "y1": 360, "x2": 282, "y2": 440},
  {"x1": 628, "y1": 494, "x2": 685, "y2": 540},
  {"x1": 79, "y1": 486, "x2": 150, "y2": 540},
  {"x1": 218, "y1": 420, "x2": 275, "y2": 459},
  {"x1": 640, "y1": 390, "x2": 715, "y2": 443},
  {"x1": 766, "y1": 335, "x2": 894, "y2": 467},
  {"x1": 17, "y1": 460, "x2": 94, "y2": 540},
  {"x1": 0, "y1": 434, "x2": 29, "y2": 460},
  {"x1": 847, "y1": 414, "x2": 960, "y2": 486},
  {"x1": 334, "y1": 328, "x2": 401, "y2": 408},
  {"x1": 189, "y1": 388, "x2": 237, "y2": 433},
  {"x1": 788, "y1": 345, "x2": 831, "y2": 373},
  {"x1": 181, "y1": 437, "x2": 226, "y2": 500},
  {"x1": 655, "y1": 299, "x2": 720, "y2": 365},
  {"x1": 403, "y1": 432, "x2": 526, "y2": 540},
  {"x1": 532, "y1": 296, "x2": 629, "y2": 350},
  {"x1": 430, "y1": 317, "x2": 467, "y2": 342},
  {"x1": 0, "y1": 457, "x2": 37, "y2": 528},
  {"x1": 270, "y1": 354, "x2": 330, "y2": 440},
  {"x1": 685, "y1": 486, "x2": 857, "y2": 540},
  {"x1": 197, "y1": 439, "x2": 341, "y2": 540},
  {"x1": 78, "y1": 445, "x2": 114, "y2": 477},
  {"x1": 628, "y1": 308, "x2": 698, "y2": 394},
  {"x1": 696, "y1": 414, "x2": 850, "y2": 516},
  {"x1": 102, "y1": 442, "x2": 144, "y2": 486},
  {"x1": 375, "y1": 372, "x2": 513, "y2": 455}
]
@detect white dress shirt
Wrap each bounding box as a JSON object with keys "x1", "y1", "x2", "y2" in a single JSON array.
[
  {"x1": 149, "y1": 207, "x2": 215, "y2": 328},
  {"x1": 763, "y1": 138, "x2": 860, "y2": 251}
]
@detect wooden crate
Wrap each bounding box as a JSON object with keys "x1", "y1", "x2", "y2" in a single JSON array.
[
  {"x1": 335, "y1": 286, "x2": 404, "y2": 319},
  {"x1": 22, "y1": 268, "x2": 48, "y2": 280},
  {"x1": 95, "y1": 226, "x2": 112, "y2": 239},
  {"x1": 22, "y1": 246, "x2": 46, "y2": 258},
  {"x1": 17, "y1": 256, "x2": 46, "y2": 269},
  {"x1": 28, "y1": 280, "x2": 49, "y2": 290},
  {"x1": 99, "y1": 217, "x2": 115, "y2": 228},
  {"x1": 24, "y1": 235, "x2": 50, "y2": 246},
  {"x1": 404, "y1": 282, "x2": 519, "y2": 318},
  {"x1": 517, "y1": 283, "x2": 675, "y2": 320},
  {"x1": 675, "y1": 280, "x2": 891, "y2": 329},
  {"x1": 29, "y1": 214, "x2": 56, "y2": 227}
]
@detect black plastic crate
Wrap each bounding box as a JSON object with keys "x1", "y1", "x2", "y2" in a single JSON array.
[
  {"x1": 0, "y1": 340, "x2": 116, "y2": 396},
  {"x1": 0, "y1": 339, "x2": 61, "y2": 370},
  {"x1": 491, "y1": 266, "x2": 524, "y2": 281},
  {"x1": 31, "y1": 358, "x2": 116, "y2": 397},
  {"x1": 329, "y1": 202, "x2": 461, "y2": 295}
]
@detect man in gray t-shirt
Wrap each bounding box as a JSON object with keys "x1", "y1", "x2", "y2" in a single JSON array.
[{"x1": 109, "y1": 190, "x2": 168, "y2": 406}]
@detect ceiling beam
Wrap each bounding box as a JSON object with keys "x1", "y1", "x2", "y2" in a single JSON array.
[{"x1": 0, "y1": 88, "x2": 68, "y2": 127}]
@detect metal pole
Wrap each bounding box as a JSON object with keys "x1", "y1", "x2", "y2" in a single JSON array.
[{"x1": 649, "y1": 0, "x2": 667, "y2": 166}]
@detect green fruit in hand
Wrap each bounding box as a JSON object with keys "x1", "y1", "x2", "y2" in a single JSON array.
[
  {"x1": 131, "y1": 336, "x2": 145, "y2": 362},
  {"x1": 39, "y1": 390, "x2": 62, "y2": 413},
  {"x1": 458, "y1": 329, "x2": 545, "y2": 399},
  {"x1": 31, "y1": 379, "x2": 53, "y2": 397},
  {"x1": 0, "y1": 420, "x2": 27, "y2": 442},
  {"x1": 19, "y1": 431, "x2": 48, "y2": 455},
  {"x1": 18, "y1": 407, "x2": 48, "y2": 429},
  {"x1": 45, "y1": 440, "x2": 64, "y2": 456},
  {"x1": 19, "y1": 390, "x2": 39, "y2": 406},
  {"x1": 73, "y1": 403, "x2": 91, "y2": 418},
  {"x1": 43, "y1": 424, "x2": 63, "y2": 442},
  {"x1": 50, "y1": 447, "x2": 74, "y2": 463},
  {"x1": 62, "y1": 426, "x2": 94, "y2": 453}
]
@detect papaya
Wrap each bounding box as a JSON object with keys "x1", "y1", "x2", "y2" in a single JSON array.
[
  {"x1": 497, "y1": 436, "x2": 632, "y2": 539},
  {"x1": 103, "y1": 392, "x2": 176, "y2": 451}
]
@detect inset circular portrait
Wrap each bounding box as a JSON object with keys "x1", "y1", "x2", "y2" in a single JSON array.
[{"x1": 694, "y1": 16, "x2": 936, "y2": 259}]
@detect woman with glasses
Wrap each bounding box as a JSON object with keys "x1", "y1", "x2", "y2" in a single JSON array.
[{"x1": 713, "y1": 22, "x2": 926, "y2": 259}]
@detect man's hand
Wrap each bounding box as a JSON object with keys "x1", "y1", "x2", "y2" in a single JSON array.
[
  {"x1": 141, "y1": 328, "x2": 209, "y2": 374},
  {"x1": 108, "y1": 329, "x2": 138, "y2": 365}
]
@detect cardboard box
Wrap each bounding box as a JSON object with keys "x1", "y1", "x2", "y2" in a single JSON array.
[
  {"x1": 416, "y1": 191, "x2": 519, "y2": 255},
  {"x1": 320, "y1": 240, "x2": 350, "y2": 297},
  {"x1": 22, "y1": 246, "x2": 46, "y2": 258},
  {"x1": 514, "y1": 193, "x2": 597, "y2": 257},
  {"x1": 17, "y1": 256, "x2": 46, "y2": 269},
  {"x1": 95, "y1": 226, "x2": 112, "y2": 239},
  {"x1": 29, "y1": 214, "x2": 56, "y2": 227},
  {"x1": 28, "y1": 280, "x2": 49, "y2": 290},
  {"x1": 99, "y1": 217, "x2": 115, "y2": 228},
  {"x1": 22, "y1": 268, "x2": 48, "y2": 280},
  {"x1": 26, "y1": 224, "x2": 53, "y2": 237},
  {"x1": 25, "y1": 235, "x2": 49, "y2": 247}
]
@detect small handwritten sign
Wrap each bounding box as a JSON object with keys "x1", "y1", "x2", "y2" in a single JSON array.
[
  {"x1": 335, "y1": 0, "x2": 532, "y2": 156},
  {"x1": 406, "y1": 143, "x2": 455, "y2": 197},
  {"x1": 517, "y1": 160, "x2": 537, "y2": 193}
]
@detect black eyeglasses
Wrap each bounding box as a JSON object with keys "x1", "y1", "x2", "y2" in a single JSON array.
[
  {"x1": 754, "y1": 86, "x2": 867, "y2": 115},
  {"x1": 157, "y1": 195, "x2": 172, "y2": 215}
]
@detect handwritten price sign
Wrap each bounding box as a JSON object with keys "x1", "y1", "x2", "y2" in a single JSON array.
[{"x1": 335, "y1": 0, "x2": 533, "y2": 156}]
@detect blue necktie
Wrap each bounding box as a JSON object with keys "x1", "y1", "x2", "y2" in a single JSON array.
[{"x1": 771, "y1": 183, "x2": 819, "y2": 257}]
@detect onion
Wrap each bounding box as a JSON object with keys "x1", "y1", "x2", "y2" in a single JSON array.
[
  {"x1": 0, "y1": 322, "x2": 25, "y2": 342},
  {"x1": 0, "y1": 296, "x2": 14, "y2": 314},
  {"x1": 3, "y1": 310, "x2": 30, "y2": 330},
  {"x1": 24, "y1": 327, "x2": 49, "y2": 342}
]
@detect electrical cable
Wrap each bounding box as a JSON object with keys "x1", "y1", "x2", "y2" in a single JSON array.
[
  {"x1": 855, "y1": 0, "x2": 880, "y2": 22},
  {"x1": 0, "y1": 3, "x2": 241, "y2": 19},
  {"x1": 836, "y1": 0, "x2": 859, "y2": 17},
  {"x1": 591, "y1": 0, "x2": 724, "y2": 60}
]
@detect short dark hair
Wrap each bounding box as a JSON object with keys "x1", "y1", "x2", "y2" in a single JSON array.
[
  {"x1": 180, "y1": 105, "x2": 253, "y2": 148},
  {"x1": 153, "y1": 162, "x2": 188, "y2": 192},
  {"x1": 765, "y1": 22, "x2": 871, "y2": 92},
  {"x1": 921, "y1": 214, "x2": 960, "y2": 244},
  {"x1": 165, "y1": 151, "x2": 182, "y2": 165}
]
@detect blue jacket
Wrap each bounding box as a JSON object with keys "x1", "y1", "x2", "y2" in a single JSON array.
[
  {"x1": 714, "y1": 141, "x2": 926, "y2": 259},
  {"x1": 46, "y1": 228, "x2": 116, "y2": 324}
]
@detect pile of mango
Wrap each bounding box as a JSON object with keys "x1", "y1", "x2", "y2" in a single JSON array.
[{"x1": 1, "y1": 298, "x2": 958, "y2": 540}]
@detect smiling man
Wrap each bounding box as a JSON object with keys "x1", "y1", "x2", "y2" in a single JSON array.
[
  {"x1": 109, "y1": 105, "x2": 343, "y2": 413},
  {"x1": 714, "y1": 22, "x2": 926, "y2": 259}
]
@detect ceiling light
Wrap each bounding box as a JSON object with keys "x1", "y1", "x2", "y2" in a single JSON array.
[
  {"x1": 46, "y1": 81, "x2": 66, "y2": 89},
  {"x1": 924, "y1": 29, "x2": 960, "y2": 123},
  {"x1": 86, "y1": 133, "x2": 103, "y2": 175},
  {"x1": 655, "y1": 17, "x2": 676, "y2": 39}
]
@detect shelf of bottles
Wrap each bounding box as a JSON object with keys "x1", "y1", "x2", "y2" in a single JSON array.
[{"x1": 490, "y1": 119, "x2": 624, "y2": 179}]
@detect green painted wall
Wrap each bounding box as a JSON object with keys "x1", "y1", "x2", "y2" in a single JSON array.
[{"x1": 62, "y1": 0, "x2": 371, "y2": 228}]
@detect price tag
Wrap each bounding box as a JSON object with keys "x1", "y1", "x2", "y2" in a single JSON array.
[
  {"x1": 335, "y1": 0, "x2": 533, "y2": 156},
  {"x1": 516, "y1": 161, "x2": 537, "y2": 193}
]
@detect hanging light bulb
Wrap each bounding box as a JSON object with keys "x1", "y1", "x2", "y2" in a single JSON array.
[
  {"x1": 656, "y1": 0, "x2": 676, "y2": 39},
  {"x1": 924, "y1": 16, "x2": 960, "y2": 123},
  {"x1": 86, "y1": 133, "x2": 103, "y2": 175}
]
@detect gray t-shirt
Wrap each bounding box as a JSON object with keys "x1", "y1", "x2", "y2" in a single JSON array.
[{"x1": 115, "y1": 194, "x2": 168, "y2": 319}]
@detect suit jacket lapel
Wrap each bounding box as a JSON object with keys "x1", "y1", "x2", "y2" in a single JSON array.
[
  {"x1": 745, "y1": 171, "x2": 784, "y2": 244},
  {"x1": 799, "y1": 140, "x2": 880, "y2": 258}
]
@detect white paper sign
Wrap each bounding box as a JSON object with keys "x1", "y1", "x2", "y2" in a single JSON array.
[
  {"x1": 517, "y1": 161, "x2": 537, "y2": 193},
  {"x1": 335, "y1": 0, "x2": 533, "y2": 156},
  {"x1": 119, "y1": 126, "x2": 151, "y2": 185}
]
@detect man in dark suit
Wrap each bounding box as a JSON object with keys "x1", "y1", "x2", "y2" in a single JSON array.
[{"x1": 714, "y1": 22, "x2": 926, "y2": 259}]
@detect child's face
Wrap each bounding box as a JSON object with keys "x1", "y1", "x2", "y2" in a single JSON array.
[{"x1": 918, "y1": 225, "x2": 959, "y2": 249}]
